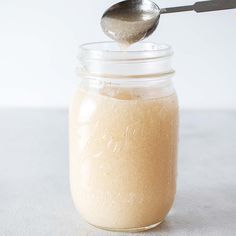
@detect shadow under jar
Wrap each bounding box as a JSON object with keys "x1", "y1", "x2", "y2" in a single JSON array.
[{"x1": 69, "y1": 42, "x2": 179, "y2": 232}]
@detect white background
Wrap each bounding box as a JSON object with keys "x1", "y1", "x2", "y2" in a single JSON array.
[{"x1": 0, "y1": 0, "x2": 235, "y2": 109}]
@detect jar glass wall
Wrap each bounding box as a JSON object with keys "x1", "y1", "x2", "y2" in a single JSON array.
[{"x1": 69, "y1": 42, "x2": 179, "y2": 232}]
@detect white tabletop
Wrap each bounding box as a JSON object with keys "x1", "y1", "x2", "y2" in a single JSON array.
[{"x1": 0, "y1": 110, "x2": 235, "y2": 236}]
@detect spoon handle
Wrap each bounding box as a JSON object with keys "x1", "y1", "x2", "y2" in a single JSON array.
[{"x1": 161, "y1": 0, "x2": 236, "y2": 14}]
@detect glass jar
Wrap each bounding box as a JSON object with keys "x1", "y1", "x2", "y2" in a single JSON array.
[{"x1": 69, "y1": 42, "x2": 179, "y2": 232}]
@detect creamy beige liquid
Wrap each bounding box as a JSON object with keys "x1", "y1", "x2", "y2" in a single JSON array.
[{"x1": 70, "y1": 88, "x2": 178, "y2": 230}]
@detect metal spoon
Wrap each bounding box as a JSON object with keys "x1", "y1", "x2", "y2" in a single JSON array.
[{"x1": 101, "y1": 0, "x2": 236, "y2": 45}]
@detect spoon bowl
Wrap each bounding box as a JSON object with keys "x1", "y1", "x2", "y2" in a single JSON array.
[{"x1": 101, "y1": 0, "x2": 161, "y2": 45}]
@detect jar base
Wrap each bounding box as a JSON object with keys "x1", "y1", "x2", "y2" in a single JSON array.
[{"x1": 89, "y1": 221, "x2": 163, "y2": 233}]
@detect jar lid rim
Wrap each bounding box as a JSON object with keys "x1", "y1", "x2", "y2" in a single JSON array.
[{"x1": 79, "y1": 41, "x2": 173, "y2": 61}]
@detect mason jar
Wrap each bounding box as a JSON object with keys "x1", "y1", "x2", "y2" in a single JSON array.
[{"x1": 69, "y1": 42, "x2": 179, "y2": 232}]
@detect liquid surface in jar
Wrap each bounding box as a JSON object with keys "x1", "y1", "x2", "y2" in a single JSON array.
[{"x1": 69, "y1": 88, "x2": 178, "y2": 229}]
